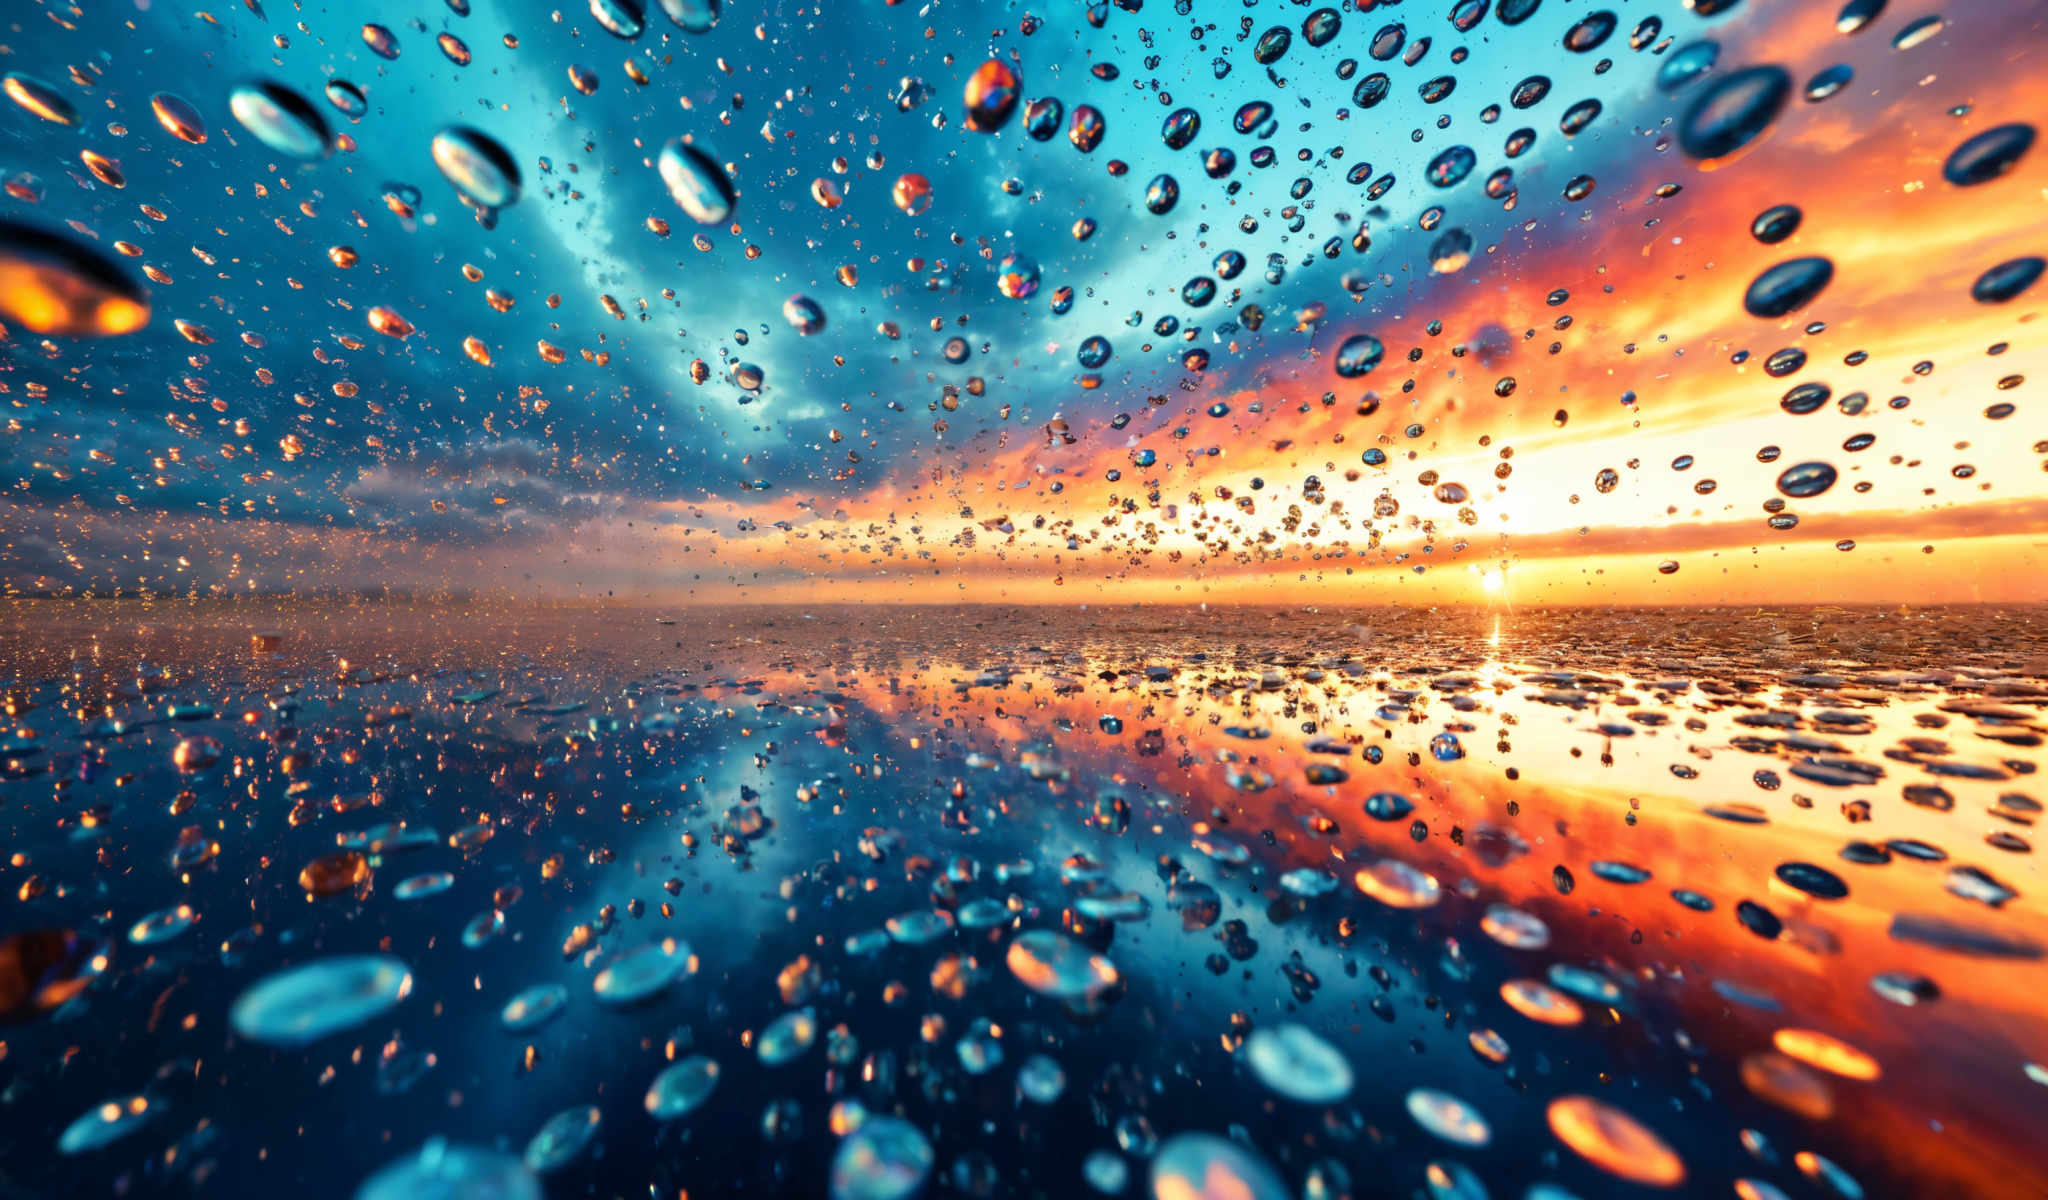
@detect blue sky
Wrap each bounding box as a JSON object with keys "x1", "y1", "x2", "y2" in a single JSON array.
[{"x1": 9, "y1": 0, "x2": 2035, "y2": 600}]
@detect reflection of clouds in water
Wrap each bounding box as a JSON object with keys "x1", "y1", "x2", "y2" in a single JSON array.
[{"x1": 4, "y1": 604, "x2": 2044, "y2": 1194}]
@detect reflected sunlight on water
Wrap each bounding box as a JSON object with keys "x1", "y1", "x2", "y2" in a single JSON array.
[{"x1": 1, "y1": 599, "x2": 2041, "y2": 1198}]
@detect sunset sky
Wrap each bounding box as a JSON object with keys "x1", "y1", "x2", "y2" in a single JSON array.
[{"x1": 1, "y1": 0, "x2": 2042, "y2": 603}]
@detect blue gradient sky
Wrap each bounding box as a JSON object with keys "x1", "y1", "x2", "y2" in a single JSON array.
[{"x1": 3, "y1": 0, "x2": 2043, "y2": 600}]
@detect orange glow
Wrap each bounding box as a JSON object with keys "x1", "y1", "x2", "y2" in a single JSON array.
[{"x1": 0, "y1": 261, "x2": 151, "y2": 337}]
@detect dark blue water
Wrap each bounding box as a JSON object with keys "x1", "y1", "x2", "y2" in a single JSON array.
[{"x1": 5, "y1": 603, "x2": 2044, "y2": 1198}]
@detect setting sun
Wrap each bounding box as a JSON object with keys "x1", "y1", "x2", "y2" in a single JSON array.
[{"x1": 2, "y1": 0, "x2": 2043, "y2": 1197}]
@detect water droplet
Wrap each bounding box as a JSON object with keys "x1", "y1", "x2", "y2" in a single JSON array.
[{"x1": 231, "y1": 956, "x2": 413, "y2": 1047}]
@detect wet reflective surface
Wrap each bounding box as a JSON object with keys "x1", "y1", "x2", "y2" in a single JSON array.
[
  {"x1": 5, "y1": 0, "x2": 2048, "y2": 1192},
  {"x1": 3, "y1": 601, "x2": 2044, "y2": 1198}
]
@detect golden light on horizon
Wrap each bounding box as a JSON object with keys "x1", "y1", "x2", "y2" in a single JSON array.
[{"x1": 3, "y1": 1, "x2": 2046, "y2": 1196}]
